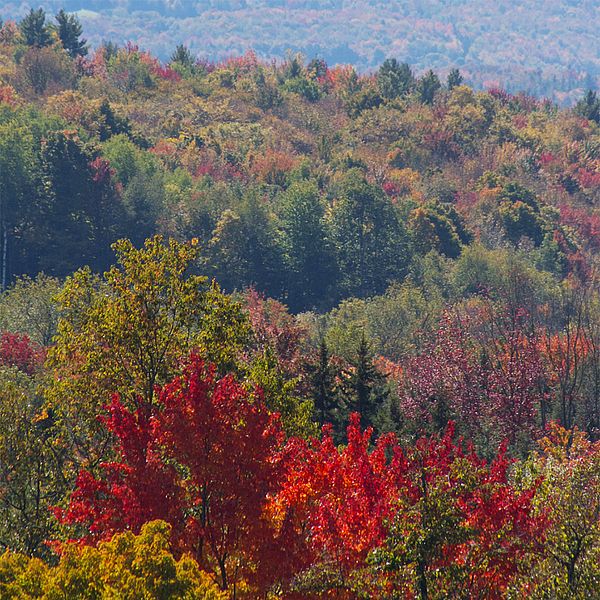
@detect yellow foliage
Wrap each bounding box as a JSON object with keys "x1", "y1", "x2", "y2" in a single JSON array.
[{"x1": 0, "y1": 521, "x2": 226, "y2": 599}]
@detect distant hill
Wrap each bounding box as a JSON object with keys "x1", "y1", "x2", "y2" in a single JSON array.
[{"x1": 2, "y1": 0, "x2": 599, "y2": 103}]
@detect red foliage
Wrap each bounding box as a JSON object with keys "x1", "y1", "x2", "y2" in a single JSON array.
[
  {"x1": 244, "y1": 288, "x2": 307, "y2": 375},
  {"x1": 57, "y1": 354, "x2": 293, "y2": 592},
  {"x1": 271, "y1": 414, "x2": 407, "y2": 578},
  {"x1": 272, "y1": 416, "x2": 545, "y2": 597},
  {"x1": 0, "y1": 85, "x2": 19, "y2": 107},
  {"x1": 89, "y1": 157, "x2": 114, "y2": 184},
  {"x1": 398, "y1": 309, "x2": 544, "y2": 443},
  {"x1": 0, "y1": 332, "x2": 45, "y2": 374}
]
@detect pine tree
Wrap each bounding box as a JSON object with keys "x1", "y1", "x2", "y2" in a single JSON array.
[
  {"x1": 377, "y1": 58, "x2": 414, "y2": 100},
  {"x1": 447, "y1": 68, "x2": 463, "y2": 90},
  {"x1": 417, "y1": 69, "x2": 441, "y2": 105},
  {"x1": 170, "y1": 44, "x2": 194, "y2": 67},
  {"x1": 306, "y1": 339, "x2": 337, "y2": 426},
  {"x1": 19, "y1": 8, "x2": 52, "y2": 48},
  {"x1": 342, "y1": 333, "x2": 389, "y2": 430},
  {"x1": 55, "y1": 10, "x2": 88, "y2": 58},
  {"x1": 575, "y1": 89, "x2": 600, "y2": 124}
]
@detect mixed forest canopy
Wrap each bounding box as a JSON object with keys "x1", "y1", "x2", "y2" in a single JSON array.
[
  {"x1": 0, "y1": 7, "x2": 599, "y2": 600},
  {"x1": 2, "y1": 0, "x2": 599, "y2": 104}
]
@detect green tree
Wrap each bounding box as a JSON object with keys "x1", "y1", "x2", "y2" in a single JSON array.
[
  {"x1": 341, "y1": 333, "x2": 389, "y2": 430},
  {"x1": 278, "y1": 181, "x2": 338, "y2": 311},
  {"x1": 0, "y1": 274, "x2": 60, "y2": 345},
  {"x1": 55, "y1": 10, "x2": 87, "y2": 58},
  {"x1": 417, "y1": 70, "x2": 441, "y2": 105},
  {"x1": 19, "y1": 8, "x2": 51, "y2": 48},
  {"x1": 574, "y1": 89, "x2": 600, "y2": 124},
  {"x1": 329, "y1": 170, "x2": 409, "y2": 298},
  {"x1": 0, "y1": 368, "x2": 66, "y2": 558},
  {"x1": 34, "y1": 131, "x2": 123, "y2": 275},
  {"x1": 204, "y1": 194, "x2": 285, "y2": 298},
  {"x1": 446, "y1": 68, "x2": 463, "y2": 90},
  {"x1": 0, "y1": 122, "x2": 36, "y2": 288},
  {"x1": 0, "y1": 521, "x2": 226, "y2": 599},
  {"x1": 44, "y1": 236, "x2": 250, "y2": 470},
  {"x1": 305, "y1": 338, "x2": 337, "y2": 426},
  {"x1": 377, "y1": 58, "x2": 414, "y2": 100},
  {"x1": 170, "y1": 43, "x2": 194, "y2": 68}
]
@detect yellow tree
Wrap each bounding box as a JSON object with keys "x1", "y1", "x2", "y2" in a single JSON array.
[{"x1": 44, "y1": 235, "x2": 250, "y2": 471}]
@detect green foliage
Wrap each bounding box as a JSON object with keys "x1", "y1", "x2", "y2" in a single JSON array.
[
  {"x1": 446, "y1": 68, "x2": 463, "y2": 90},
  {"x1": 0, "y1": 275, "x2": 60, "y2": 345},
  {"x1": 0, "y1": 367, "x2": 65, "y2": 558},
  {"x1": 19, "y1": 9, "x2": 52, "y2": 48},
  {"x1": 55, "y1": 10, "x2": 87, "y2": 58},
  {"x1": 377, "y1": 58, "x2": 414, "y2": 100},
  {"x1": 44, "y1": 236, "x2": 249, "y2": 468},
  {"x1": 278, "y1": 181, "x2": 338, "y2": 311},
  {"x1": 417, "y1": 69, "x2": 441, "y2": 105},
  {"x1": 574, "y1": 89, "x2": 600, "y2": 124},
  {"x1": 329, "y1": 170, "x2": 409, "y2": 298}
]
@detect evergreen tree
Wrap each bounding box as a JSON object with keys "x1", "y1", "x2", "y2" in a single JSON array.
[
  {"x1": 575, "y1": 89, "x2": 600, "y2": 124},
  {"x1": 341, "y1": 333, "x2": 389, "y2": 430},
  {"x1": 170, "y1": 44, "x2": 194, "y2": 68},
  {"x1": 417, "y1": 69, "x2": 441, "y2": 105},
  {"x1": 19, "y1": 8, "x2": 52, "y2": 48},
  {"x1": 447, "y1": 68, "x2": 463, "y2": 90},
  {"x1": 98, "y1": 100, "x2": 131, "y2": 141},
  {"x1": 306, "y1": 339, "x2": 337, "y2": 426},
  {"x1": 377, "y1": 58, "x2": 414, "y2": 100},
  {"x1": 55, "y1": 10, "x2": 88, "y2": 58}
]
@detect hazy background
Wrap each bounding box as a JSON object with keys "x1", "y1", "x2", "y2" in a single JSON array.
[{"x1": 2, "y1": 0, "x2": 599, "y2": 103}]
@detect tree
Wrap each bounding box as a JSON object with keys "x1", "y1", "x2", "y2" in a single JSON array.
[
  {"x1": 45, "y1": 236, "x2": 250, "y2": 470},
  {"x1": 574, "y1": 89, "x2": 600, "y2": 124},
  {"x1": 0, "y1": 274, "x2": 60, "y2": 346},
  {"x1": 417, "y1": 70, "x2": 441, "y2": 105},
  {"x1": 0, "y1": 368, "x2": 66, "y2": 558},
  {"x1": 340, "y1": 333, "x2": 389, "y2": 431},
  {"x1": 204, "y1": 194, "x2": 285, "y2": 299},
  {"x1": 305, "y1": 338, "x2": 337, "y2": 426},
  {"x1": 278, "y1": 181, "x2": 338, "y2": 311},
  {"x1": 0, "y1": 122, "x2": 36, "y2": 288},
  {"x1": 272, "y1": 417, "x2": 544, "y2": 598},
  {"x1": 520, "y1": 424, "x2": 600, "y2": 598},
  {"x1": 0, "y1": 521, "x2": 225, "y2": 599},
  {"x1": 170, "y1": 43, "x2": 194, "y2": 68},
  {"x1": 57, "y1": 356, "x2": 294, "y2": 595},
  {"x1": 55, "y1": 10, "x2": 87, "y2": 58},
  {"x1": 19, "y1": 8, "x2": 51, "y2": 48},
  {"x1": 447, "y1": 68, "x2": 463, "y2": 90},
  {"x1": 329, "y1": 169, "x2": 409, "y2": 298},
  {"x1": 33, "y1": 131, "x2": 123, "y2": 275},
  {"x1": 377, "y1": 58, "x2": 414, "y2": 100},
  {"x1": 370, "y1": 424, "x2": 546, "y2": 600},
  {"x1": 271, "y1": 413, "x2": 407, "y2": 596},
  {"x1": 16, "y1": 46, "x2": 75, "y2": 96}
]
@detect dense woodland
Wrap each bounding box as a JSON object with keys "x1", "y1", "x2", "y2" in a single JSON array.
[{"x1": 0, "y1": 8, "x2": 599, "y2": 599}]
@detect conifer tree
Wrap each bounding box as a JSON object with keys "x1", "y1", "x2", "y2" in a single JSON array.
[
  {"x1": 55, "y1": 10, "x2": 88, "y2": 58},
  {"x1": 19, "y1": 8, "x2": 52, "y2": 48},
  {"x1": 342, "y1": 333, "x2": 389, "y2": 430},
  {"x1": 307, "y1": 338, "x2": 337, "y2": 426},
  {"x1": 447, "y1": 68, "x2": 463, "y2": 90}
]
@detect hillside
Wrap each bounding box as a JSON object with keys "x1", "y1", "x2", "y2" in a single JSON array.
[
  {"x1": 1, "y1": 0, "x2": 600, "y2": 103},
  {"x1": 0, "y1": 9, "x2": 600, "y2": 599}
]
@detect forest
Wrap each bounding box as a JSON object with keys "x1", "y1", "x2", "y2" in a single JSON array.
[
  {"x1": 0, "y1": 7, "x2": 599, "y2": 599},
  {"x1": 2, "y1": 0, "x2": 599, "y2": 103}
]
